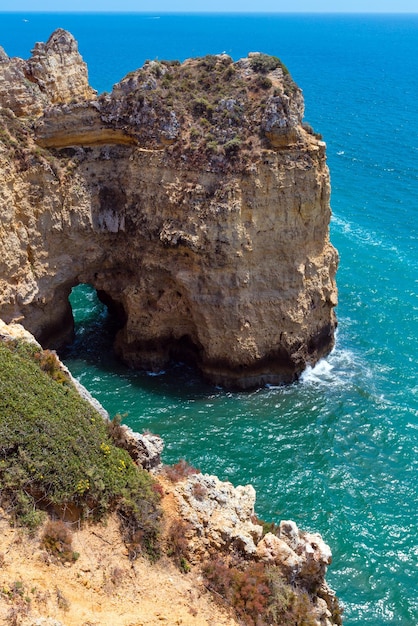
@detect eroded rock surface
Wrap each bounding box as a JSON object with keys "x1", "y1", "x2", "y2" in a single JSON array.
[
  {"x1": 0, "y1": 29, "x2": 95, "y2": 116},
  {"x1": 172, "y1": 474, "x2": 339, "y2": 626},
  {"x1": 175, "y1": 473, "x2": 263, "y2": 556},
  {"x1": 109, "y1": 424, "x2": 164, "y2": 470},
  {"x1": 0, "y1": 32, "x2": 338, "y2": 388}
]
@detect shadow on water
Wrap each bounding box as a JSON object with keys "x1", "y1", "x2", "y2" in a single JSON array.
[{"x1": 60, "y1": 284, "x2": 220, "y2": 402}]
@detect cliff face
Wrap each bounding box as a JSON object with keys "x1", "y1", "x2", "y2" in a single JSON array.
[{"x1": 0, "y1": 31, "x2": 338, "y2": 388}]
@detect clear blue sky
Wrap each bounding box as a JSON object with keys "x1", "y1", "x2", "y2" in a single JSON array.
[{"x1": 1, "y1": 1, "x2": 417, "y2": 12}]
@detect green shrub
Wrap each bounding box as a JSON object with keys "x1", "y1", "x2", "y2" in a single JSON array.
[
  {"x1": 192, "y1": 97, "x2": 214, "y2": 118},
  {"x1": 224, "y1": 65, "x2": 236, "y2": 78},
  {"x1": 224, "y1": 136, "x2": 242, "y2": 156},
  {"x1": 206, "y1": 140, "x2": 219, "y2": 154},
  {"x1": 0, "y1": 339, "x2": 161, "y2": 558},
  {"x1": 250, "y1": 54, "x2": 289, "y2": 76},
  {"x1": 150, "y1": 62, "x2": 163, "y2": 78},
  {"x1": 161, "y1": 74, "x2": 173, "y2": 88},
  {"x1": 257, "y1": 76, "x2": 273, "y2": 90},
  {"x1": 198, "y1": 54, "x2": 219, "y2": 69}
]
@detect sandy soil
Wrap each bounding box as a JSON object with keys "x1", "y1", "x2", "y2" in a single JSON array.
[{"x1": 0, "y1": 503, "x2": 238, "y2": 626}]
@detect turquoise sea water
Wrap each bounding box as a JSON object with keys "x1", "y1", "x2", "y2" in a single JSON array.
[{"x1": 1, "y1": 13, "x2": 417, "y2": 625}]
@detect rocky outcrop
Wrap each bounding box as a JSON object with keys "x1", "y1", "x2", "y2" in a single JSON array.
[
  {"x1": 172, "y1": 473, "x2": 339, "y2": 626},
  {"x1": 256, "y1": 520, "x2": 332, "y2": 592},
  {"x1": 0, "y1": 318, "x2": 40, "y2": 345},
  {"x1": 25, "y1": 29, "x2": 96, "y2": 105},
  {"x1": 0, "y1": 31, "x2": 338, "y2": 388},
  {"x1": 175, "y1": 473, "x2": 263, "y2": 556},
  {"x1": 0, "y1": 318, "x2": 341, "y2": 624},
  {"x1": 0, "y1": 29, "x2": 95, "y2": 117},
  {"x1": 109, "y1": 423, "x2": 164, "y2": 470}
]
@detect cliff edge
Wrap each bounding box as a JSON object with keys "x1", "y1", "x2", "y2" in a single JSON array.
[
  {"x1": 0, "y1": 320, "x2": 342, "y2": 625},
  {"x1": 0, "y1": 30, "x2": 338, "y2": 389}
]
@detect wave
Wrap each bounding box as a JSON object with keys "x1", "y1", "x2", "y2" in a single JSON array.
[
  {"x1": 300, "y1": 358, "x2": 334, "y2": 384},
  {"x1": 331, "y1": 214, "x2": 418, "y2": 276},
  {"x1": 331, "y1": 214, "x2": 398, "y2": 251},
  {"x1": 146, "y1": 369, "x2": 166, "y2": 377},
  {"x1": 300, "y1": 339, "x2": 374, "y2": 392}
]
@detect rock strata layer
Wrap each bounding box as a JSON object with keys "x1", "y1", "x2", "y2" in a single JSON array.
[{"x1": 0, "y1": 31, "x2": 338, "y2": 388}]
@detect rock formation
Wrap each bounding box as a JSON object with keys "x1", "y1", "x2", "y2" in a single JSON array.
[
  {"x1": 0, "y1": 31, "x2": 338, "y2": 388},
  {"x1": 109, "y1": 422, "x2": 164, "y2": 470},
  {"x1": 172, "y1": 473, "x2": 340, "y2": 625},
  {"x1": 175, "y1": 473, "x2": 263, "y2": 556},
  {"x1": 0, "y1": 29, "x2": 95, "y2": 117}
]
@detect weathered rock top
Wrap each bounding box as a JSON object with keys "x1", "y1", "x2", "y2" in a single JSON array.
[
  {"x1": 34, "y1": 46, "x2": 308, "y2": 171},
  {"x1": 0, "y1": 30, "x2": 338, "y2": 389},
  {"x1": 0, "y1": 29, "x2": 95, "y2": 117}
]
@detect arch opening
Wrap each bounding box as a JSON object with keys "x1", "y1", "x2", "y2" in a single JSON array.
[
  {"x1": 60, "y1": 282, "x2": 206, "y2": 380},
  {"x1": 59, "y1": 283, "x2": 126, "y2": 365}
]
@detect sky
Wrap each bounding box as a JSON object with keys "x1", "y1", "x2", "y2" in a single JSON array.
[{"x1": 1, "y1": 1, "x2": 417, "y2": 12}]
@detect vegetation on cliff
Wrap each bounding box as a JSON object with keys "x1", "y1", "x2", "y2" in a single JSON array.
[
  {"x1": 203, "y1": 558, "x2": 319, "y2": 626},
  {"x1": 97, "y1": 51, "x2": 303, "y2": 172},
  {"x1": 0, "y1": 332, "x2": 342, "y2": 624},
  {"x1": 0, "y1": 338, "x2": 161, "y2": 556}
]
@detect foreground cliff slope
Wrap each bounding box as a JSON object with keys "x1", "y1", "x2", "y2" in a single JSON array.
[
  {"x1": 0, "y1": 29, "x2": 338, "y2": 388},
  {"x1": 0, "y1": 320, "x2": 342, "y2": 625}
]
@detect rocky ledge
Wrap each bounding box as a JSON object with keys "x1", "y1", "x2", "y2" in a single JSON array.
[
  {"x1": 0, "y1": 30, "x2": 338, "y2": 388},
  {"x1": 173, "y1": 473, "x2": 340, "y2": 625}
]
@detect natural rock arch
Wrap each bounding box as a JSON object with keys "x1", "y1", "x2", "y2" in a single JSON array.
[{"x1": 0, "y1": 30, "x2": 338, "y2": 389}]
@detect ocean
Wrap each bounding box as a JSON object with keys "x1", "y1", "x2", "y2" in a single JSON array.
[{"x1": 1, "y1": 13, "x2": 417, "y2": 625}]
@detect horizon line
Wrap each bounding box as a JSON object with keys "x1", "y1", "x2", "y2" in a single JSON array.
[{"x1": 1, "y1": 10, "x2": 418, "y2": 14}]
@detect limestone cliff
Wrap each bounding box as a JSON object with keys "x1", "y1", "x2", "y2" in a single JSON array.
[
  {"x1": 0, "y1": 31, "x2": 338, "y2": 388},
  {"x1": 0, "y1": 29, "x2": 95, "y2": 116}
]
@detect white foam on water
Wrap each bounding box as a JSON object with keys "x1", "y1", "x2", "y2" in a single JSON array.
[
  {"x1": 331, "y1": 214, "x2": 395, "y2": 251},
  {"x1": 300, "y1": 340, "x2": 372, "y2": 392},
  {"x1": 300, "y1": 358, "x2": 334, "y2": 384},
  {"x1": 146, "y1": 369, "x2": 166, "y2": 377}
]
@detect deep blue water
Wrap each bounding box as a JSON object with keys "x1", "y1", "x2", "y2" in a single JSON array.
[{"x1": 1, "y1": 13, "x2": 417, "y2": 625}]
